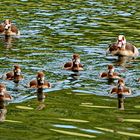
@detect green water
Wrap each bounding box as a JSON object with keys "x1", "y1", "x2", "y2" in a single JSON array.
[{"x1": 0, "y1": 0, "x2": 140, "y2": 139}]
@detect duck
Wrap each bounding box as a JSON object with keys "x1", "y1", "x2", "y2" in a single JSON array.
[
  {"x1": 100, "y1": 64, "x2": 120, "y2": 79},
  {"x1": 110, "y1": 78, "x2": 131, "y2": 95},
  {"x1": 0, "y1": 83, "x2": 12, "y2": 122},
  {"x1": 29, "y1": 72, "x2": 51, "y2": 89},
  {"x1": 5, "y1": 64, "x2": 23, "y2": 83},
  {"x1": 0, "y1": 19, "x2": 20, "y2": 36},
  {"x1": 64, "y1": 54, "x2": 84, "y2": 72},
  {"x1": 0, "y1": 83, "x2": 13, "y2": 101},
  {"x1": 106, "y1": 35, "x2": 139, "y2": 57}
]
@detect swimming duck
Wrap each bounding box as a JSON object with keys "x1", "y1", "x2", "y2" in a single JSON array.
[
  {"x1": 106, "y1": 35, "x2": 139, "y2": 57},
  {"x1": 0, "y1": 19, "x2": 20, "y2": 36},
  {"x1": 0, "y1": 83, "x2": 13, "y2": 101},
  {"x1": 110, "y1": 78, "x2": 131, "y2": 95},
  {"x1": 64, "y1": 54, "x2": 84, "y2": 71},
  {"x1": 29, "y1": 72, "x2": 51, "y2": 89},
  {"x1": 100, "y1": 64, "x2": 120, "y2": 79},
  {"x1": 0, "y1": 83, "x2": 12, "y2": 122},
  {"x1": 5, "y1": 65, "x2": 23, "y2": 83}
]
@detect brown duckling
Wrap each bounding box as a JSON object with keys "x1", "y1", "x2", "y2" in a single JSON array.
[
  {"x1": 106, "y1": 35, "x2": 139, "y2": 57},
  {"x1": 110, "y1": 78, "x2": 131, "y2": 95},
  {"x1": 5, "y1": 65, "x2": 23, "y2": 83},
  {"x1": 64, "y1": 54, "x2": 83, "y2": 71},
  {"x1": 100, "y1": 64, "x2": 120, "y2": 79},
  {"x1": 0, "y1": 19, "x2": 20, "y2": 36},
  {"x1": 29, "y1": 72, "x2": 51, "y2": 89},
  {"x1": 0, "y1": 83, "x2": 12, "y2": 122},
  {"x1": 0, "y1": 83, "x2": 13, "y2": 101}
]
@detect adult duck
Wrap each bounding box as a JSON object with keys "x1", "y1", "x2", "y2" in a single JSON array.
[
  {"x1": 100, "y1": 64, "x2": 120, "y2": 79},
  {"x1": 106, "y1": 35, "x2": 139, "y2": 57},
  {"x1": 64, "y1": 54, "x2": 84, "y2": 72},
  {"x1": 0, "y1": 19, "x2": 20, "y2": 36},
  {"x1": 29, "y1": 72, "x2": 51, "y2": 89}
]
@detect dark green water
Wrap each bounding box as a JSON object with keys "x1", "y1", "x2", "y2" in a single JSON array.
[{"x1": 0, "y1": 0, "x2": 140, "y2": 139}]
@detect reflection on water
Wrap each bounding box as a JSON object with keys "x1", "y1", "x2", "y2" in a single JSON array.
[
  {"x1": 36, "y1": 88, "x2": 47, "y2": 110},
  {"x1": 4, "y1": 36, "x2": 13, "y2": 49},
  {"x1": 0, "y1": 103, "x2": 7, "y2": 122},
  {"x1": 117, "y1": 94, "x2": 125, "y2": 110}
]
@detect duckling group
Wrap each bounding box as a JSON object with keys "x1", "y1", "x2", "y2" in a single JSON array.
[{"x1": 0, "y1": 19, "x2": 139, "y2": 121}]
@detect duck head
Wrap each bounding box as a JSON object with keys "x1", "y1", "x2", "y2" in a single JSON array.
[
  {"x1": 117, "y1": 35, "x2": 126, "y2": 48},
  {"x1": 108, "y1": 64, "x2": 114, "y2": 77},
  {"x1": 72, "y1": 54, "x2": 80, "y2": 66},
  {"x1": 4, "y1": 19, "x2": 12, "y2": 31},
  {"x1": 36, "y1": 72, "x2": 45, "y2": 86},
  {"x1": 13, "y1": 65, "x2": 21, "y2": 76},
  {"x1": 117, "y1": 78, "x2": 125, "y2": 91}
]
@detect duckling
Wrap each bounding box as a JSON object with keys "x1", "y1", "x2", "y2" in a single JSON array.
[
  {"x1": 0, "y1": 83, "x2": 13, "y2": 101},
  {"x1": 64, "y1": 54, "x2": 83, "y2": 72},
  {"x1": 100, "y1": 64, "x2": 120, "y2": 79},
  {"x1": 0, "y1": 83, "x2": 12, "y2": 122},
  {"x1": 29, "y1": 72, "x2": 51, "y2": 89},
  {"x1": 110, "y1": 78, "x2": 131, "y2": 95},
  {"x1": 5, "y1": 65, "x2": 23, "y2": 83},
  {"x1": 0, "y1": 19, "x2": 20, "y2": 36},
  {"x1": 106, "y1": 35, "x2": 139, "y2": 57}
]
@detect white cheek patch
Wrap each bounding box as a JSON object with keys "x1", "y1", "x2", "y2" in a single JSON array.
[
  {"x1": 5, "y1": 24, "x2": 11, "y2": 30},
  {"x1": 111, "y1": 68, "x2": 114, "y2": 73},
  {"x1": 108, "y1": 68, "x2": 114, "y2": 74},
  {"x1": 16, "y1": 69, "x2": 21, "y2": 75},
  {"x1": 38, "y1": 77, "x2": 45, "y2": 84},
  {"x1": 75, "y1": 58, "x2": 80, "y2": 64},
  {"x1": 118, "y1": 84, "x2": 123, "y2": 90}
]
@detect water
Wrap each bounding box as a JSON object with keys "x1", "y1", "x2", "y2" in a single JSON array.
[{"x1": 0, "y1": 0, "x2": 140, "y2": 139}]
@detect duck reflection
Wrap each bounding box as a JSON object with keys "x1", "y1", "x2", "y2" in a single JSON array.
[
  {"x1": 4, "y1": 36, "x2": 13, "y2": 49},
  {"x1": 69, "y1": 72, "x2": 80, "y2": 81},
  {"x1": 36, "y1": 88, "x2": 47, "y2": 110},
  {"x1": 115, "y1": 56, "x2": 134, "y2": 67},
  {"x1": 117, "y1": 94, "x2": 124, "y2": 110},
  {"x1": 0, "y1": 83, "x2": 13, "y2": 122}
]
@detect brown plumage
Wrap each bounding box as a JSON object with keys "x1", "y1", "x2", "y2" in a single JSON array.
[
  {"x1": 5, "y1": 65, "x2": 23, "y2": 83},
  {"x1": 110, "y1": 79, "x2": 131, "y2": 95},
  {"x1": 100, "y1": 64, "x2": 120, "y2": 79},
  {"x1": 106, "y1": 35, "x2": 139, "y2": 57},
  {"x1": 29, "y1": 72, "x2": 51, "y2": 89},
  {"x1": 0, "y1": 19, "x2": 20, "y2": 36},
  {"x1": 64, "y1": 54, "x2": 84, "y2": 72},
  {"x1": 0, "y1": 84, "x2": 13, "y2": 101}
]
